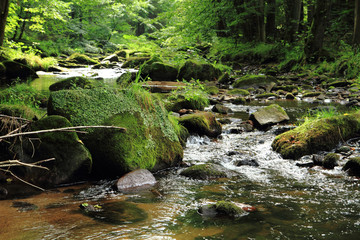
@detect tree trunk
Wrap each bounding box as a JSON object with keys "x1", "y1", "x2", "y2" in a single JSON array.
[
  {"x1": 258, "y1": 0, "x2": 266, "y2": 42},
  {"x1": 353, "y1": 0, "x2": 360, "y2": 46},
  {"x1": 266, "y1": 0, "x2": 276, "y2": 41},
  {"x1": 304, "y1": 0, "x2": 331, "y2": 62},
  {"x1": 284, "y1": 0, "x2": 302, "y2": 42},
  {"x1": 0, "y1": 0, "x2": 10, "y2": 47}
]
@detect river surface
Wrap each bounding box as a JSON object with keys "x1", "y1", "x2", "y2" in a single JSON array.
[{"x1": 1, "y1": 68, "x2": 360, "y2": 239}]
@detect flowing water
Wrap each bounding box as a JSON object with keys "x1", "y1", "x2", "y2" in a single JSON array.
[{"x1": 1, "y1": 69, "x2": 360, "y2": 239}]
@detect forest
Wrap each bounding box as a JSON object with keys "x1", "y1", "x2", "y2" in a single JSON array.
[{"x1": 1, "y1": 1, "x2": 360, "y2": 239}]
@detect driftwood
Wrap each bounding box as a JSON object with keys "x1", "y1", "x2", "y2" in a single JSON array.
[
  {"x1": 0, "y1": 158, "x2": 55, "y2": 191},
  {"x1": 0, "y1": 125, "x2": 127, "y2": 140}
]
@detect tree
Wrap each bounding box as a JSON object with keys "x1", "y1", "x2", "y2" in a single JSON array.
[
  {"x1": 353, "y1": 0, "x2": 360, "y2": 46},
  {"x1": 284, "y1": 0, "x2": 303, "y2": 42},
  {"x1": 0, "y1": 0, "x2": 10, "y2": 47},
  {"x1": 304, "y1": 0, "x2": 331, "y2": 62}
]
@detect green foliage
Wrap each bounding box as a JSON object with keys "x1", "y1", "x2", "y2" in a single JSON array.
[{"x1": 0, "y1": 83, "x2": 46, "y2": 108}]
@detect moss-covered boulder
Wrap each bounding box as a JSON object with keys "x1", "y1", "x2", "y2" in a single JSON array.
[
  {"x1": 122, "y1": 57, "x2": 150, "y2": 68},
  {"x1": 342, "y1": 157, "x2": 360, "y2": 177},
  {"x1": 1, "y1": 60, "x2": 38, "y2": 83},
  {"x1": 66, "y1": 53, "x2": 99, "y2": 65},
  {"x1": 178, "y1": 112, "x2": 222, "y2": 137},
  {"x1": 272, "y1": 112, "x2": 360, "y2": 159},
  {"x1": 233, "y1": 74, "x2": 277, "y2": 91},
  {"x1": 212, "y1": 104, "x2": 233, "y2": 114},
  {"x1": 178, "y1": 60, "x2": 222, "y2": 81},
  {"x1": 322, "y1": 153, "x2": 340, "y2": 169},
  {"x1": 47, "y1": 88, "x2": 183, "y2": 177},
  {"x1": 116, "y1": 71, "x2": 137, "y2": 85},
  {"x1": 0, "y1": 104, "x2": 40, "y2": 120},
  {"x1": 141, "y1": 62, "x2": 178, "y2": 81},
  {"x1": 166, "y1": 89, "x2": 209, "y2": 112},
  {"x1": 16, "y1": 115, "x2": 92, "y2": 186},
  {"x1": 49, "y1": 77, "x2": 94, "y2": 91},
  {"x1": 180, "y1": 163, "x2": 231, "y2": 180},
  {"x1": 249, "y1": 104, "x2": 289, "y2": 129},
  {"x1": 227, "y1": 89, "x2": 250, "y2": 96}
]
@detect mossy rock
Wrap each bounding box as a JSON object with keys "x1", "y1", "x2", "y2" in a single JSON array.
[
  {"x1": 180, "y1": 163, "x2": 229, "y2": 180},
  {"x1": 1, "y1": 60, "x2": 38, "y2": 84},
  {"x1": 286, "y1": 93, "x2": 295, "y2": 100},
  {"x1": 141, "y1": 62, "x2": 178, "y2": 81},
  {"x1": 323, "y1": 153, "x2": 339, "y2": 169},
  {"x1": 272, "y1": 111, "x2": 360, "y2": 159},
  {"x1": 166, "y1": 93, "x2": 209, "y2": 112},
  {"x1": 116, "y1": 71, "x2": 137, "y2": 85},
  {"x1": 178, "y1": 60, "x2": 222, "y2": 81},
  {"x1": 204, "y1": 85, "x2": 219, "y2": 95},
  {"x1": 233, "y1": 75, "x2": 277, "y2": 90},
  {"x1": 218, "y1": 72, "x2": 230, "y2": 84},
  {"x1": 328, "y1": 81, "x2": 351, "y2": 88},
  {"x1": 115, "y1": 50, "x2": 127, "y2": 58},
  {"x1": 255, "y1": 93, "x2": 279, "y2": 99},
  {"x1": 122, "y1": 57, "x2": 150, "y2": 68},
  {"x1": 92, "y1": 62, "x2": 118, "y2": 69},
  {"x1": 227, "y1": 89, "x2": 250, "y2": 96},
  {"x1": 0, "y1": 104, "x2": 40, "y2": 120},
  {"x1": 49, "y1": 77, "x2": 94, "y2": 91},
  {"x1": 47, "y1": 88, "x2": 183, "y2": 178},
  {"x1": 178, "y1": 112, "x2": 222, "y2": 137},
  {"x1": 302, "y1": 92, "x2": 322, "y2": 98},
  {"x1": 273, "y1": 85, "x2": 299, "y2": 92},
  {"x1": 66, "y1": 53, "x2": 99, "y2": 65},
  {"x1": 17, "y1": 115, "x2": 92, "y2": 186},
  {"x1": 231, "y1": 97, "x2": 246, "y2": 105},
  {"x1": 212, "y1": 104, "x2": 233, "y2": 114},
  {"x1": 249, "y1": 104, "x2": 289, "y2": 129},
  {"x1": 213, "y1": 201, "x2": 246, "y2": 218},
  {"x1": 342, "y1": 157, "x2": 360, "y2": 177}
]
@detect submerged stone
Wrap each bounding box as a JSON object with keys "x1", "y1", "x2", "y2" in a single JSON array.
[
  {"x1": 12, "y1": 201, "x2": 38, "y2": 212},
  {"x1": 116, "y1": 169, "x2": 156, "y2": 192},
  {"x1": 198, "y1": 201, "x2": 250, "y2": 220},
  {"x1": 79, "y1": 201, "x2": 147, "y2": 225}
]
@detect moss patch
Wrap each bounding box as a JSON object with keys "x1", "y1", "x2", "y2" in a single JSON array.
[
  {"x1": 302, "y1": 92, "x2": 322, "y2": 98},
  {"x1": 227, "y1": 89, "x2": 250, "y2": 96},
  {"x1": 0, "y1": 104, "x2": 40, "y2": 120},
  {"x1": 272, "y1": 111, "x2": 360, "y2": 159},
  {"x1": 66, "y1": 53, "x2": 99, "y2": 65},
  {"x1": 255, "y1": 93, "x2": 279, "y2": 99},
  {"x1": 180, "y1": 163, "x2": 228, "y2": 180},
  {"x1": 49, "y1": 77, "x2": 94, "y2": 91},
  {"x1": 178, "y1": 60, "x2": 222, "y2": 81},
  {"x1": 47, "y1": 87, "x2": 183, "y2": 177},
  {"x1": 178, "y1": 112, "x2": 222, "y2": 137},
  {"x1": 233, "y1": 74, "x2": 277, "y2": 89}
]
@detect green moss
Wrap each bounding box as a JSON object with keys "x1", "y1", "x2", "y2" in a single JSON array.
[
  {"x1": 204, "y1": 86, "x2": 219, "y2": 95},
  {"x1": 0, "y1": 104, "x2": 40, "y2": 120},
  {"x1": 48, "y1": 87, "x2": 183, "y2": 177},
  {"x1": 180, "y1": 163, "x2": 227, "y2": 180},
  {"x1": 178, "y1": 112, "x2": 222, "y2": 137},
  {"x1": 272, "y1": 111, "x2": 360, "y2": 159},
  {"x1": 255, "y1": 93, "x2": 278, "y2": 99},
  {"x1": 215, "y1": 201, "x2": 245, "y2": 218},
  {"x1": 232, "y1": 97, "x2": 246, "y2": 105},
  {"x1": 178, "y1": 60, "x2": 222, "y2": 81},
  {"x1": 227, "y1": 89, "x2": 250, "y2": 96},
  {"x1": 66, "y1": 53, "x2": 99, "y2": 65},
  {"x1": 122, "y1": 57, "x2": 150, "y2": 68},
  {"x1": 49, "y1": 77, "x2": 94, "y2": 91},
  {"x1": 233, "y1": 75, "x2": 276, "y2": 89},
  {"x1": 302, "y1": 92, "x2": 322, "y2": 98},
  {"x1": 343, "y1": 157, "x2": 360, "y2": 177},
  {"x1": 167, "y1": 86, "x2": 209, "y2": 112},
  {"x1": 140, "y1": 61, "x2": 178, "y2": 81},
  {"x1": 274, "y1": 85, "x2": 298, "y2": 92},
  {"x1": 323, "y1": 153, "x2": 339, "y2": 169}
]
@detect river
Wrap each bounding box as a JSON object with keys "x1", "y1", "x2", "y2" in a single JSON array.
[{"x1": 1, "y1": 68, "x2": 359, "y2": 239}]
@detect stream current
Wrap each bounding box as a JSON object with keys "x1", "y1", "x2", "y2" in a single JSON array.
[{"x1": 1, "y1": 68, "x2": 360, "y2": 239}]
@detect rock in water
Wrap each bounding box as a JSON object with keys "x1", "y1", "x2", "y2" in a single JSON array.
[
  {"x1": 117, "y1": 169, "x2": 156, "y2": 192},
  {"x1": 249, "y1": 104, "x2": 289, "y2": 129}
]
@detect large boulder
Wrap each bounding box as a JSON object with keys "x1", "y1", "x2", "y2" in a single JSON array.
[
  {"x1": 178, "y1": 112, "x2": 222, "y2": 138},
  {"x1": 141, "y1": 62, "x2": 178, "y2": 81},
  {"x1": 233, "y1": 74, "x2": 277, "y2": 91},
  {"x1": 122, "y1": 57, "x2": 150, "y2": 68},
  {"x1": 15, "y1": 115, "x2": 92, "y2": 186},
  {"x1": 116, "y1": 169, "x2": 156, "y2": 192},
  {"x1": 49, "y1": 77, "x2": 94, "y2": 91},
  {"x1": 272, "y1": 111, "x2": 360, "y2": 159},
  {"x1": 343, "y1": 157, "x2": 360, "y2": 177},
  {"x1": 66, "y1": 53, "x2": 99, "y2": 65},
  {"x1": 249, "y1": 104, "x2": 289, "y2": 129},
  {"x1": 47, "y1": 88, "x2": 183, "y2": 178},
  {"x1": 1, "y1": 60, "x2": 38, "y2": 84},
  {"x1": 178, "y1": 60, "x2": 222, "y2": 81}
]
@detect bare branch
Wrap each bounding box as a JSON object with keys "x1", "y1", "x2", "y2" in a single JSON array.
[
  {"x1": 0, "y1": 114, "x2": 31, "y2": 122},
  {"x1": 0, "y1": 125, "x2": 127, "y2": 140},
  {"x1": 0, "y1": 158, "x2": 55, "y2": 170}
]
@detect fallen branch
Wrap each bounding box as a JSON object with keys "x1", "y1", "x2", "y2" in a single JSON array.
[
  {"x1": 0, "y1": 114, "x2": 31, "y2": 122},
  {"x1": 0, "y1": 158, "x2": 55, "y2": 170},
  {"x1": 0, "y1": 125, "x2": 127, "y2": 140}
]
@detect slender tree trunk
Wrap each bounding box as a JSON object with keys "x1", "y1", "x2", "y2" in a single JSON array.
[
  {"x1": 0, "y1": 0, "x2": 10, "y2": 47},
  {"x1": 353, "y1": 0, "x2": 360, "y2": 46},
  {"x1": 258, "y1": 0, "x2": 266, "y2": 42},
  {"x1": 304, "y1": 0, "x2": 331, "y2": 62},
  {"x1": 284, "y1": 0, "x2": 302, "y2": 42},
  {"x1": 266, "y1": 0, "x2": 276, "y2": 41}
]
